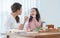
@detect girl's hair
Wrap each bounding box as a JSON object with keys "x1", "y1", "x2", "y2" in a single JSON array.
[
  {"x1": 29, "y1": 8, "x2": 40, "y2": 22},
  {"x1": 11, "y1": 2, "x2": 22, "y2": 23}
]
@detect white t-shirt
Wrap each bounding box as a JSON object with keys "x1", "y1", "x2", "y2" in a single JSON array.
[{"x1": 5, "y1": 14, "x2": 20, "y2": 32}]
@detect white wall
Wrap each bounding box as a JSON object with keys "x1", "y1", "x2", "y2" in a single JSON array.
[{"x1": 40, "y1": 0, "x2": 60, "y2": 27}]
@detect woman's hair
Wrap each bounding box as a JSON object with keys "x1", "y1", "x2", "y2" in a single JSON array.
[
  {"x1": 11, "y1": 2, "x2": 22, "y2": 23},
  {"x1": 29, "y1": 8, "x2": 40, "y2": 22}
]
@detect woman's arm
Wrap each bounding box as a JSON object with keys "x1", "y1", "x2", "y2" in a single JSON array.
[{"x1": 18, "y1": 16, "x2": 28, "y2": 30}]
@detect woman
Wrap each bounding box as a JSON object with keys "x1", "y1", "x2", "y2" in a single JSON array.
[
  {"x1": 27, "y1": 8, "x2": 42, "y2": 31},
  {"x1": 5, "y1": 2, "x2": 26, "y2": 32}
]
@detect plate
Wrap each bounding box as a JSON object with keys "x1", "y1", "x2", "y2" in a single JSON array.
[{"x1": 8, "y1": 29, "x2": 26, "y2": 33}]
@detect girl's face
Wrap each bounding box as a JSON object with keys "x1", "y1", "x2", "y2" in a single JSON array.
[{"x1": 30, "y1": 9, "x2": 36, "y2": 17}]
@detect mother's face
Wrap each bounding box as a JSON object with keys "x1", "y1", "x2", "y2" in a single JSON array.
[{"x1": 17, "y1": 8, "x2": 22, "y2": 15}]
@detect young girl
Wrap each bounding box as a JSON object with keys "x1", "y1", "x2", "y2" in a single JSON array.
[{"x1": 27, "y1": 8, "x2": 42, "y2": 31}]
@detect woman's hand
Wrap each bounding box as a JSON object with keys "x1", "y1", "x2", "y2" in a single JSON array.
[
  {"x1": 24, "y1": 16, "x2": 28, "y2": 23},
  {"x1": 18, "y1": 24, "x2": 24, "y2": 30}
]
